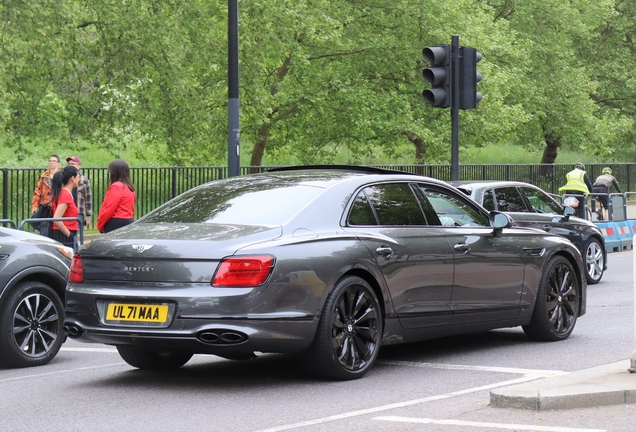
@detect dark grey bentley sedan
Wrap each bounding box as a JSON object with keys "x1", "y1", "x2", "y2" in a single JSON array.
[{"x1": 64, "y1": 167, "x2": 587, "y2": 380}]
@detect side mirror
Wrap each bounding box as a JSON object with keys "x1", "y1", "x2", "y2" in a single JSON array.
[
  {"x1": 562, "y1": 206, "x2": 574, "y2": 221},
  {"x1": 489, "y1": 211, "x2": 513, "y2": 238}
]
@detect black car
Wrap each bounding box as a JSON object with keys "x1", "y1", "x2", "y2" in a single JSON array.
[
  {"x1": 455, "y1": 180, "x2": 606, "y2": 284},
  {"x1": 64, "y1": 167, "x2": 586, "y2": 380},
  {"x1": 0, "y1": 228, "x2": 73, "y2": 367}
]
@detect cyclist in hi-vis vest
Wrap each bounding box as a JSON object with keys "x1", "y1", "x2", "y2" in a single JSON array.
[
  {"x1": 592, "y1": 167, "x2": 622, "y2": 221},
  {"x1": 559, "y1": 162, "x2": 593, "y2": 219}
]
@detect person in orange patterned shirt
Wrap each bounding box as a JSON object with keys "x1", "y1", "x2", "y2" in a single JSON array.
[{"x1": 31, "y1": 155, "x2": 61, "y2": 214}]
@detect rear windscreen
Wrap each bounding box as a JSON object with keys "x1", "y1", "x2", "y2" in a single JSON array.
[{"x1": 139, "y1": 179, "x2": 323, "y2": 225}]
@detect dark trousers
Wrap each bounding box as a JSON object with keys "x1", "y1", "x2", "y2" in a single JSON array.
[
  {"x1": 50, "y1": 229, "x2": 77, "y2": 249},
  {"x1": 103, "y1": 218, "x2": 134, "y2": 233}
]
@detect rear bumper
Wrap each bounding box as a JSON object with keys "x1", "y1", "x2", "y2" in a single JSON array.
[{"x1": 63, "y1": 315, "x2": 317, "y2": 354}]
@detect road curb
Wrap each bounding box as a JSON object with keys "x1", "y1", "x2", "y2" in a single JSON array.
[{"x1": 490, "y1": 360, "x2": 636, "y2": 410}]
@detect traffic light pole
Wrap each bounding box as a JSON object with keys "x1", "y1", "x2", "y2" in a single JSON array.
[{"x1": 451, "y1": 35, "x2": 460, "y2": 182}]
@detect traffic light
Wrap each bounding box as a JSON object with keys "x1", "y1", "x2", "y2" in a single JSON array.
[
  {"x1": 459, "y1": 47, "x2": 483, "y2": 110},
  {"x1": 422, "y1": 45, "x2": 451, "y2": 108}
]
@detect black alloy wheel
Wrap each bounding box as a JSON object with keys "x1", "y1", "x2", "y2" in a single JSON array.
[
  {"x1": 584, "y1": 238, "x2": 604, "y2": 284},
  {"x1": 523, "y1": 256, "x2": 580, "y2": 341},
  {"x1": 302, "y1": 276, "x2": 382, "y2": 380},
  {"x1": 0, "y1": 282, "x2": 65, "y2": 368}
]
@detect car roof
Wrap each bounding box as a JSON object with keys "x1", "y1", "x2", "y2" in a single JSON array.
[
  {"x1": 257, "y1": 165, "x2": 451, "y2": 189},
  {"x1": 452, "y1": 180, "x2": 539, "y2": 193}
]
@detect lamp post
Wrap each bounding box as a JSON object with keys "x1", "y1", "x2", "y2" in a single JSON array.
[{"x1": 227, "y1": 0, "x2": 240, "y2": 177}]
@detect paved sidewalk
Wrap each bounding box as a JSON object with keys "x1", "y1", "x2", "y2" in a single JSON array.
[{"x1": 490, "y1": 360, "x2": 636, "y2": 410}]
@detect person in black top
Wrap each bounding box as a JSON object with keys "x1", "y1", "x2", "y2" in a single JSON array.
[{"x1": 592, "y1": 167, "x2": 622, "y2": 221}]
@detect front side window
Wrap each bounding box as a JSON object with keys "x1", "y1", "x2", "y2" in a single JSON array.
[
  {"x1": 419, "y1": 187, "x2": 489, "y2": 227},
  {"x1": 493, "y1": 187, "x2": 528, "y2": 212},
  {"x1": 349, "y1": 183, "x2": 426, "y2": 226},
  {"x1": 522, "y1": 187, "x2": 562, "y2": 214}
]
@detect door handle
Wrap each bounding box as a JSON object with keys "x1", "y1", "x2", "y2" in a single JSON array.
[
  {"x1": 453, "y1": 243, "x2": 471, "y2": 254},
  {"x1": 375, "y1": 246, "x2": 393, "y2": 256}
]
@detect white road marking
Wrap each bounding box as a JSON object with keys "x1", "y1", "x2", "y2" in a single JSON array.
[
  {"x1": 374, "y1": 416, "x2": 606, "y2": 432},
  {"x1": 378, "y1": 360, "x2": 566, "y2": 377},
  {"x1": 60, "y1": 347, "x2": 118, "y2": 353},
  {"x1": 252, "y1": 375, "x2": 545, "y2": 432},
  {"x1": 0, "y1": 362, "x2": 126, "y2": 383}
]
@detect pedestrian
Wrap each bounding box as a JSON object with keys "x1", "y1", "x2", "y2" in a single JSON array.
[
  {"x1": 66, "y1": 156, "x2": 93, "y2": 228},
  {"x1": 31, "y1": 154, "x2": 61, "y2": 216},
  {"x1": 559, "y1": 162, "x2": 593, "y2": 219},
  {"x1": 592, "y1": 167, "x2": 622, "y2": 221},
  {"x1": 50, "y1": 165, "x2": 80, "y2": 249},
  {"x1": 97, "y1": 159, "x2": 136, "y2": 233}
]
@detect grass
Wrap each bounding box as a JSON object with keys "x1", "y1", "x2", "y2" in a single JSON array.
[{"x1": 3, "y1": 138, "x2": 627, "y2": 168}]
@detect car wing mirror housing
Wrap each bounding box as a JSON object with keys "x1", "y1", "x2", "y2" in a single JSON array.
[
  {"x1": 489, "y1": 211, "x2": 513, "y2": 238},
  {"x1": 561, "y1": 206, "x2": 574, "y2": 221}
]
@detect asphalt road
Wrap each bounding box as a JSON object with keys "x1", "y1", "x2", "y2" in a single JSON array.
[{"x1": 1, "y1": 250, "x2": 634, "y2": 432}]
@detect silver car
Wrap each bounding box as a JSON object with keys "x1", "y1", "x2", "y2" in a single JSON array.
[
  {"x1": 0, "y1": 228, "x2": 73, "y2": 367},
  {"x1": 64, "y1": 167, "x2": 586, "y2": 380}
]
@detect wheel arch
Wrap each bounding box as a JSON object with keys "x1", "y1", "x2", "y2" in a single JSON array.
[
  {"x1": 0, "y1": 266, "x2": 67, "y2": 305},
  {"x1": 340, "y1": 268, "x2": 386, "y2": 325}
]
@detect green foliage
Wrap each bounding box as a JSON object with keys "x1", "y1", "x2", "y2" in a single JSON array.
[{"x1": 1, "y1": 0, "x2": 635, "y2": 167}]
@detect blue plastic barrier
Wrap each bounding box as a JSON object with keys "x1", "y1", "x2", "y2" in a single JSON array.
[
  {"x1": 614, "y1": 221, "x2": 633, "y2": 251},
  {"x1": 596, "y1": 222, "x2": 621, "y2": 253}
]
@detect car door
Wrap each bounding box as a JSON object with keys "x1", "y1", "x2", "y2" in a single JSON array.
[
  {"x1": 343, "y1": 182, "x2": 455, "y2": 329},
  {"x1": 493, "y1": 186, "x2": 578, "y2": 241},
  {"x1": 416, "y1": 184, "x2": 526, "y2": 324}
]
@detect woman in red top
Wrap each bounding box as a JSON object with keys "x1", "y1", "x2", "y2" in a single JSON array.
[
  {"x1": 50, "y1": 165, "x2": 80, "y2": 248},
  {"x1": 98, "y1": 159, "x2": 136, "y2": 233}
]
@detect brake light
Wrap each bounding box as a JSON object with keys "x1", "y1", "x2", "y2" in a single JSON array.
[
  {"x1": 69, "y1": 254, "x2": 83, "y2": 283},
  {"x1": 212, "y1": 256, "x2": 274, "y2": 287}
]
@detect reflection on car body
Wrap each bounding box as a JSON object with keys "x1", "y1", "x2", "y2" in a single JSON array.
[
  {"x1": 64, "y1": 167, "x2": 587, "y2": 380},
  {"x1": 455, "y1": 180, "x2": 607, "y2": 285}
]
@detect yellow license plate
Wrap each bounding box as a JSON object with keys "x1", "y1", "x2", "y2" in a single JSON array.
[{"x1": 106, "y1": 303, "x2": 169, "y2": 323}]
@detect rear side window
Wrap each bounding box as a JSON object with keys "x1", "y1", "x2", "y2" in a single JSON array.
[
  {"x1": 493, "y1": 187, "x2": 528, "y2": 212},
  {"x1": 348, "y1": 183, "x2": 426, "y2": 226},
  {"x1": 482, "y1": 189, "x2": 495, "y2": 211},
  {"x1": 348, "y1": 192, "x2": 378, "y2": 225}
]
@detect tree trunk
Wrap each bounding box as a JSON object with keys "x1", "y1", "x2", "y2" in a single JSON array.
[
  {"x1": 403, "y1": 131, "x2": 426, "y2": 164},
  {"x1": 249, "y1": 123, "x2": 270, "y2": 172},
  {"x1": 541, "y1": 134, "x2": 561, "y2": 164},
  {"x1": 248, "y1": 55, "x2": 293, "y2": 169}
]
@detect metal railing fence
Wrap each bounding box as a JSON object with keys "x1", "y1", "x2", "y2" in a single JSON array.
[{"x1": 2, "y1": 163, "x2": 634, "y2": 229}]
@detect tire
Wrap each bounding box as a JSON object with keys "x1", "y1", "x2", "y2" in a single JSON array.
[
  {"x1": 116, "y1": 345, "x2": 193, "y2": 370},
  {"x1": 301, "y1": 276, "x2": 382, "y2": 380},
  {"x1": 584, "y1": 238, "x2": 604, "y2": 285},
  {"x1": 523, "y1": 256, "x2": 580, "y2": 341},
  {"x1": 0, "y1": 281, "x2": 65, "y2": 368}
]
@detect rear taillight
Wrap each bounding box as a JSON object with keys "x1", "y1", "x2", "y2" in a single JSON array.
[
  {"x1": 211, "y1": 256, "x2": 274, "y2": 287},
  {"x1": 69, "y1": 254, "x2": 83, "y2": 283}
]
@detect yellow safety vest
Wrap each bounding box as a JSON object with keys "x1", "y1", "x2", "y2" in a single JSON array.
[{"x1": 559, "y1": 169, "x2": 589, "y2": 193}]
